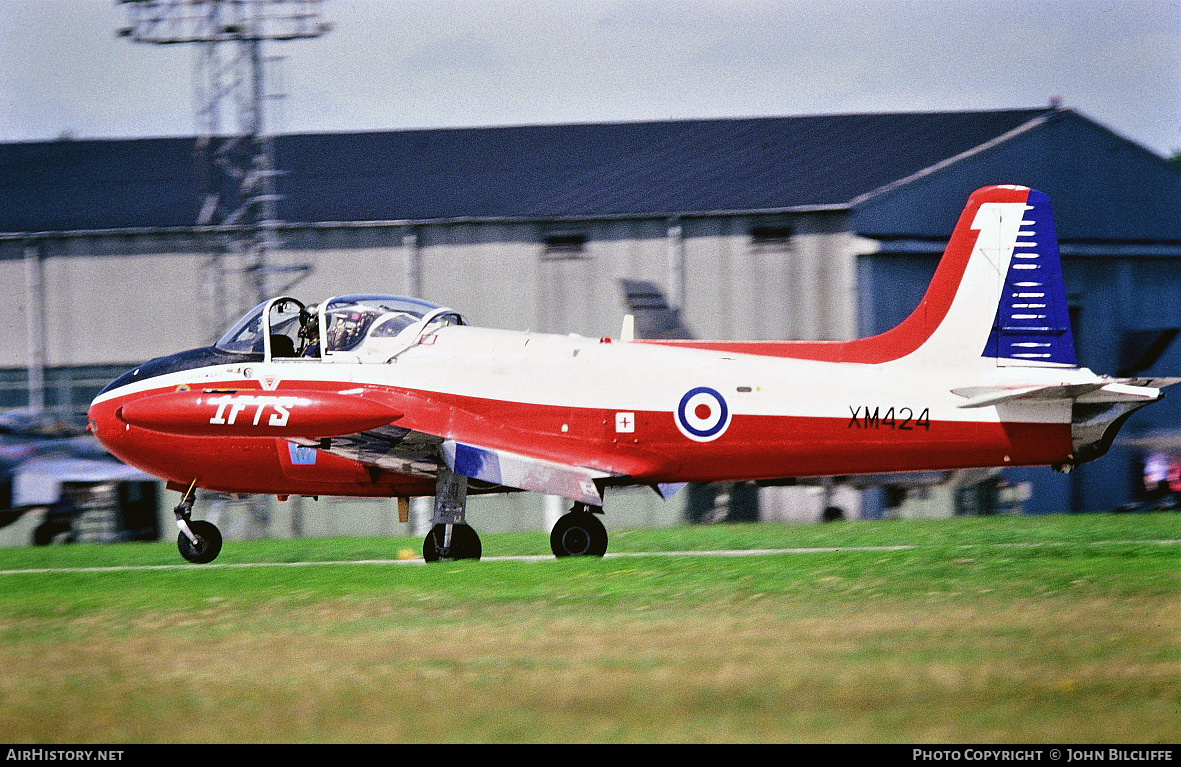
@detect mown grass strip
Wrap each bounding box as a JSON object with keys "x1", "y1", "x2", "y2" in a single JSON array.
[{"x1": 0, "y1": 514, "x2": 1176, "y2": 743}]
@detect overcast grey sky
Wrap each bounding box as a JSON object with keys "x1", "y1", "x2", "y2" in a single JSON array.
[{"x1": 2, "y1": 0, "x2": 1178, "y2": 156}]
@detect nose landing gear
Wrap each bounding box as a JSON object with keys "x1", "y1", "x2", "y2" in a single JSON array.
[{"x1": 173, "y1": 481, "x2": 223, "y2": 564}]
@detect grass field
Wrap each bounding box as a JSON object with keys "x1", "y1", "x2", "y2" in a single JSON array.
[{"x1": 0, "y1": 513, "x2": 1177, "y2": 743}]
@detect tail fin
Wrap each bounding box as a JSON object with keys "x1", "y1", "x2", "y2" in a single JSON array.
[
  {"x1": 887, "y1": 184, "x2": 1078, "y2": 368},
  {"x1": 638, "y1": 185, "x2": 1079, "y2": 367}
]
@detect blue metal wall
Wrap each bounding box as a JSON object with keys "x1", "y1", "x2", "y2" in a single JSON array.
[
  {"x1": 852, "y1": 110, "x2": 1181, "y2": 514},
  {"x1": 857, "y1": 251, "x2": 1181, "y2": 513}
]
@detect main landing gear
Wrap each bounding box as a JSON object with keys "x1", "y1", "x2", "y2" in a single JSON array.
[
  {"x1": 550, "y1": 502, "x2": 608, "y2": 558},
  {"x1": 173, "y1": 481, "x2": 223, "y2": 564},
  {"x1": 420, "y1": 467, "x2": 610, "y2": 562},
  {"x1": 423, "y1": 465, "x2": 482, "y2": 562}
]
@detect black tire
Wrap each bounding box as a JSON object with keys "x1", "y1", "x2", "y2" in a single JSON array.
[
  {"x1": 178, "y1": 520, "x2": 223, "y2": 564},
  {"x1": 550, "y1": 512, "x2": 608, "y2": 557},
  {"x1": 423, "y1": 523, "x2": 482, "y2": 562},
  {"x1": 33, "y1": 521, "x2": 72, "y2": 546}
]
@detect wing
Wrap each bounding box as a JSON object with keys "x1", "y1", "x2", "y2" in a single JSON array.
[
  {"x1": 292, "y1": 425, "x2": 616, "y2": 505},
  {"x1": 288, "y1": 388, "x2": 668, "y2": 505}
]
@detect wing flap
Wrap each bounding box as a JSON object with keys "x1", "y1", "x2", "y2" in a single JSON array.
[{"x1": 443, "y1": 440, "x2": 612, "y2": 505}]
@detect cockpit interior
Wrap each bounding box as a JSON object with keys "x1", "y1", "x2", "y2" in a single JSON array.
[{"x1": 216, "y1": 295, "x2": 466, "y2": 363}]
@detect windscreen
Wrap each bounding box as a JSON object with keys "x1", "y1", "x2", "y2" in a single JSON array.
[{"x1": 215, "y1": 300, "x2": 269, "y2": 354}]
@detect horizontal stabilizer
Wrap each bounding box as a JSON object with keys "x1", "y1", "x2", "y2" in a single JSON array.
[
  {"x1": 1124, "y1": 376, "x2": 1181, "y2": 390},
  {"x1": 953, "y1": 379, "x2": 1177, "y2": 409},
  {"x1": 442, "y1": 439, "x2": 612, "y2": 505}
]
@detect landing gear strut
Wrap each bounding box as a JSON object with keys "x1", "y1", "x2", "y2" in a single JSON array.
[
  {"x1": 550, "y1": 503, "x2": 608, "y2": 558},
  {"x1": 173, "y1": 481, "x2": 223, "y2": 564},
  {"x1": 422, "y1": 465, "x2": 481, "y2": 562}
]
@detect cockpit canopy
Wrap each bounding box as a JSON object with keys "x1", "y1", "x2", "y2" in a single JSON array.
[{"x1": 215, "y1": 294, "x2": 464, "y2": 362}]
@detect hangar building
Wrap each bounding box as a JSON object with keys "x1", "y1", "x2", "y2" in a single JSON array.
[{"x1": 3, "y1": 105, "x2": 1180, "y2": 529}]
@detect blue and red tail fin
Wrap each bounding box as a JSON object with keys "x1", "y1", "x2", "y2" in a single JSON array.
[
  {"x1": 904, "y1": 184, "x2": 1079, "y2": 369},
  {"x1": 639, "y1": 185, "x2": 1080, "y2": 369}
]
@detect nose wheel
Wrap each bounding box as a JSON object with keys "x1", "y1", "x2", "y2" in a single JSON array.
[
  {"x1": 173, "y1": 482, "x2": 223, "y2": 564},
  {"x1": 177, "y1": 520, "x2": 223, "y2": 564}
]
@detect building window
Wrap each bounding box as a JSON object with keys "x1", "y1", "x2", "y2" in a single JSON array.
[
  {"x1": 0, "y1": 364, "x2": 134, "y2": 426},
  {"x1": 750, "y1": 223, "x2": 794, "y2": 246},
  {"x1": 542, "y1": 231, "x2": 588, "y2": 260}
]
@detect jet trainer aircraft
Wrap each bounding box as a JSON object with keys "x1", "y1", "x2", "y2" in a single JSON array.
[{"x1": 88, "y1": 186, "x2": 1176, "y2": 563}]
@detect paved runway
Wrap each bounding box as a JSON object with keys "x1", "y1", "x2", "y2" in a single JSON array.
[{"x1": 1, "y1": 539, "x2": 1176, "y2": 575}]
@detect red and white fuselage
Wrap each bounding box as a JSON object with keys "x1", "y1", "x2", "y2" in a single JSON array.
[{"x1": 88, "y1": 186, "x2": 1173, "y2": 510}]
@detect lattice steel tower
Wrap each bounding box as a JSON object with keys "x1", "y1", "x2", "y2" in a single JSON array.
[{"x1": 119, "y1": 0, "x2": 331, "y2": 338}]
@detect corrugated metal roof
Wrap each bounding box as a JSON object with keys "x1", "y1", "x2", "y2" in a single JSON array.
[{"x1": 0, "y1": 108, "x2": 1066, "y2": 232}]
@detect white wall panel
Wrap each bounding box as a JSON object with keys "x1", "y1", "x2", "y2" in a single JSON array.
[
  {"x1": 5, "y1": 213, "x2": 868, "y2": 370},
  {"x1": 44, "y1": 251, "x2": 205, "y2": 366},
  {"x1": 0, "y1": 259, "x2": 28, "y2": 366}
]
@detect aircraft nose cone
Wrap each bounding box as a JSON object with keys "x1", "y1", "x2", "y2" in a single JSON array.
[{"x1": 87, "y1": 395, "x2": 116, "y2": 449}]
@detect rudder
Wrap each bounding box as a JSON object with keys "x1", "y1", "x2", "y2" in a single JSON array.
[{"x1": 981, "y1": 188, "x2": 1077, "y2": 366}]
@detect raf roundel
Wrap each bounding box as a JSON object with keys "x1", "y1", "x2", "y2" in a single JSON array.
[{"x1": 675, "y1": 386, "x2": 732, "y2": 442}]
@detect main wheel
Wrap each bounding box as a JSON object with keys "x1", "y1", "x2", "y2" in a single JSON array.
[
  {"x1": 423, "y1": 523, "x2": 482, "y2": 562},
  {"x1": 178, "y1": 520, "x2": 223, "y2": 564},
  {"x1": 550, "y1": 512, "x2": 608, "y2": 558},
  {"x1": 33, "y1": 520, "x2": 73, "y2": 546}
]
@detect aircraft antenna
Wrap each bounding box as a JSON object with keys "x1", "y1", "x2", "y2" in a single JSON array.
[{"x1": 118, "y1": 0, "x2": 331, "y2": 341}]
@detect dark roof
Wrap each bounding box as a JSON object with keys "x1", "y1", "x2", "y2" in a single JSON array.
[{"x1": 0, "y1": 107, "x2": 1121, "y2": 232}]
